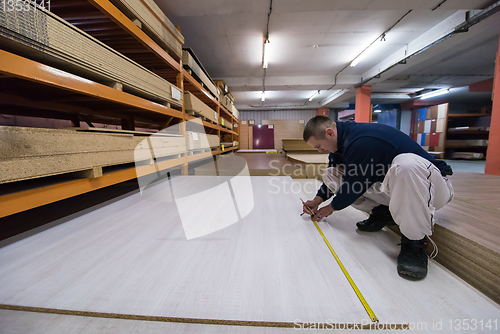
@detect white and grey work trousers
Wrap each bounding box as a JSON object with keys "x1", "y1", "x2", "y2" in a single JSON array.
[{"x1": 323, "y1": 153, "x2": 454, "y2": 240}]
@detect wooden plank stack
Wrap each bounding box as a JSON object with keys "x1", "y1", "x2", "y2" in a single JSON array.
[
  {"x1": 0, "y1": 126, "x2": 185, "y2": 184},
  {"x1": 182, "y1": 48, "x2": 218, "y2": 97},
  {"x1": 0, "y1": 3, "x2": 182, "y2": 107},
  {"x1": 110, "y1": 0, "x2": 184, "y2": 59},
  {"x1": 184, "y1": 92, "x2": 218, "y2": 124}
]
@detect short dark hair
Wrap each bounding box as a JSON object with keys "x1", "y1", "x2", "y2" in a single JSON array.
[{"x1": 303, "y1": 116, "x2": 336, "y2": 142}]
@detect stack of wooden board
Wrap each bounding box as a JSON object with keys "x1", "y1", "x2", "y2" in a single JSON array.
[
  {"x1": 412, "y1": 103, "x2": 448, "y2": 158},
  {"x1": 110, "y1": 0, "x2": 184, "y2": 59},
  {"x1": 281, "y1": 139, "x2": 318, "y2": 155},
  {"x1": 214, "y1": 79, "x2": 234, "y2": 110},
  {"x1": 182, "y1": 48, "x2": 218, "y2": 98},
  {"x1": 231, "y1": 105, "x2": 240, "y2": 120},
  {"x1": 261, "y1": 120, "x2": 306, "y2": 154},
  {"x1": 0, "y1": 3, "x2": 182, "y2": 107},
  {"x1": 220, "y1": 118, "x2": 233, "y2": 130},
  {"x1": 186, "y1": 131, "x2": 219, "y2": 150},
  {"x1": 446, "y1": 139, "x2": 489, "y2": 147},
  {"x1": 184, "y1": 92, "x2": 218, "y2": 124},
  {"x1": 0, "y1": 126, "x2": 185, "y2": 183}
]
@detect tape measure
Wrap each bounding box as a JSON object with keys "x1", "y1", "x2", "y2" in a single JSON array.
[{"x1": 312, "y1": 220, "x2": 378, "y2": 323}]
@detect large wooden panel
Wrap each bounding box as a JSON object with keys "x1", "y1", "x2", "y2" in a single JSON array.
[
  {"x1": 239, "y1": 123, "x2": 249, "y2": 150},
  {"x1": 0, "y1": 177, "x2": 371, "y2": 324}
]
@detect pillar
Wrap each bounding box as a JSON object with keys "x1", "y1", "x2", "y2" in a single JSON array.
[
  {"x1": 317, "y1": 108, "x2": 328, "y2": 116},
  {"x1": 355, "y1": 85, "x2": 372, "y2": 123},
  {"x1": 485, "y1": 35, "x2": 500, "y2": 176}
]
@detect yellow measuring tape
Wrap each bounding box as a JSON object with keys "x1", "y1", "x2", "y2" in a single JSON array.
[{"x1": 312, "y1": 220, "x2": 379, "y2": 323}]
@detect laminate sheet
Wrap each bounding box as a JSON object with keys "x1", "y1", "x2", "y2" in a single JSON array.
[
  {"x1": 0, "y1": 176, "x2": 371, "y2": 324},
  {"x1": 0, "y1": 309, "x2": 303, "y2": 334},
  {"x1": 295, "y1": 178, "x2": 500, "y2": 330},
  {"x1": 182, "y1": 49, "x2": 218, "y2": 97}
]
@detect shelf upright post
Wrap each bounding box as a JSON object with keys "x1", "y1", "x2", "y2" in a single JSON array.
[{"x1": 177, "y1": 64, "x2": 189, "y2": 175}]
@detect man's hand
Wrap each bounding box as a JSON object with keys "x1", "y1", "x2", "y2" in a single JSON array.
[
  {"x1": 303, "y1": 196, "x2": 322, "y2": 216},
  {"x1": 312, "y1": 205, "x2": 335, "y2": 222}
]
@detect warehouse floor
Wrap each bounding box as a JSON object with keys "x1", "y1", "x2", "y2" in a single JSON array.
[{"x1": 0, "y1": 174, "x2": 499, "y2": 333}]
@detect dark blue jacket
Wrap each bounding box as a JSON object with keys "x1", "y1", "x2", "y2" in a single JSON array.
[{"x1": 316, "y1": 121, "x2": 452, "y2": 210}]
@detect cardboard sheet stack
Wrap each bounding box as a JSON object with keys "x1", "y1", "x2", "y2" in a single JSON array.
[
  {"x1": 0, "y1": 3, "x2": 182, "y2": 107},
  {"x1": 182, "y1": 48, "x2": 218, "y2": 98},
  {"x1": 110, "y1": 0, "x2": 184, "y2": 59},
  {"x1": 0, "y1": 126, "x2": 185, "y2": 184}
]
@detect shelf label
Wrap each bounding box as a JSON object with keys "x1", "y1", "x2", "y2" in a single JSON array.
[
  {"x1": 234, "y1": 123, "x2": 238, "y2": 127},
  {"x1": 171, "y1": 86, "x2": 182, "y2": 101},
  {"x1": 192, "y1": 132, "x2": 199, "y2": 141},
  {"x1": 214, "y1": 112, "x2": 218, "y2": 120},
  {"x1": 242, "y1": 120, "x2": 247, "y2": 125},
  {"x1": 299, "y1": 120, "x2": 304, "y2": 124},
  {"x1": 268, "y1": 125, "x2": 274, "y2": 129}
]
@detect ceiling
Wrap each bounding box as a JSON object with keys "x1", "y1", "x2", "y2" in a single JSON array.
[{"x1": 156, "y1": 0, "x2": 499, "y2": 110}]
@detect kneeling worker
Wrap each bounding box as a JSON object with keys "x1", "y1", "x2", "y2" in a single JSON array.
[{"x1": 302, "y1": 116, "x2": 454, "y2": 279}]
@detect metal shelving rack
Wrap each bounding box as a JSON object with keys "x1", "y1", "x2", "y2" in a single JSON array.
[{"x1": 0, "y1": 0, "x2": 239, "y2": 218}]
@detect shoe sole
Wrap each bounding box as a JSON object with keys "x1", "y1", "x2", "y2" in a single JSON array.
[{"x1": 398, "y1": 269, "x2": 427, "y2": 280}]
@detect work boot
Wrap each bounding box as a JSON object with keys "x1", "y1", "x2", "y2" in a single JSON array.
[
  {"x1": 397, "y1": 235, "x2": 428, "y2": 279},
  {"x1": 356, "y1": 205, "x2": 396, "y2": 232}
]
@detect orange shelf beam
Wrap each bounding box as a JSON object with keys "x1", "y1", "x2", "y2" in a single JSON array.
[
  {"x1": 88, "y1": 0, "x2": 181, "y2": 73},
  {"x1": 0, "y1": 50, "x2": 184, "y2": 119}
]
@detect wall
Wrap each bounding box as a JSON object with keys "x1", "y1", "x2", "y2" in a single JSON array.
[
  {"x1": 239, "y1": 109, "x2": 318, "y2": 125},
  {"x1": 400, "y1": 110, "x2": 412, "y2": 135}
]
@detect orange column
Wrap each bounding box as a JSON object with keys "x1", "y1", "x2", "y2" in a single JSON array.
[
  {"x1": 317, "y1": 108, "x2": 328, "y2": 116},
  {"x1": 485, "y1": 35, "x2": 500, "y2": 176},
  {"x1": 355, "y1": 85, "x2": 372, "y2": 123}
]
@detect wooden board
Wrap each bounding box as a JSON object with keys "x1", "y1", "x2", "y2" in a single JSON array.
[
  {"x1": 239, "y1": 123, "x2": 249, "y2": 150},
  {"x1": 0, "y1": 309, "x2": 304, "y2": 333},
  {"x1": 0, "y1": 177, "x2": 372, "y2": 324},
  {"x1": 261, "y1": 120, "x2": 305, "y2": 153},
  {"x1": 0, "y1": 126, "x2": 185, "y2": 183}
]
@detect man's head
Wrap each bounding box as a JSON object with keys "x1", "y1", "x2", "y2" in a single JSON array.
[{"x1": 303, "y1": 116, "x2": 338, "y2": 153}]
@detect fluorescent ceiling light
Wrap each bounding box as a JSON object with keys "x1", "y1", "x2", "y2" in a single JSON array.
[
  {"x1": 263, "y1": 39, "x2": 269, "y2": 69},
  {"x1": 419, "y1": 88, "x2": 450, "y2": 100},
  {"x1": 261, "y1": 91, "x2": 266, "y2": 101},
  {"x1": 308, "y1": 90, "x2": 320, "y2": 101},
  {"x1": 374, "y1": 109, "x2": 381, "y2": 113},
  {"x1": 350, "y1": 34, "x2": 385, "y2": 67}
]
